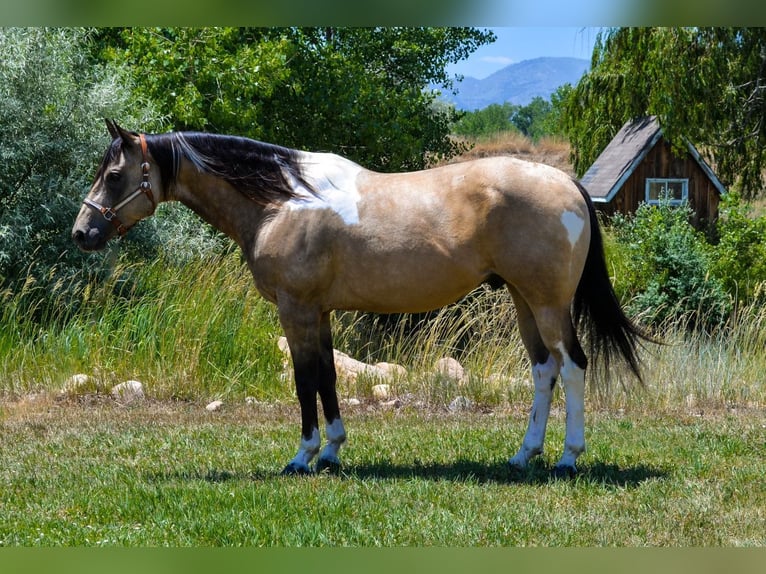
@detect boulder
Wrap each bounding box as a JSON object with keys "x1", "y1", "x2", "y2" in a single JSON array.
[
  {"x1": 435, "y1": 357, "x2": 467, "y2": 385},
  {"x1": 111, "y1": 380, "x2": 145, "y2": 404},
  {"x1": 206, "y1": 400, "x2": 224, "y2": 412}
]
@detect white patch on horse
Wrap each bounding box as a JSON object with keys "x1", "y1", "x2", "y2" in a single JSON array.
[
  {"x1": 510, "y1": 354, "x2": 559, "y2": 468},
  {"x1": 288, "y1": 426, "x2": 321, "y2": 472},
  {"x1": 560, "y1": 210, "x2": 585, "y2": 247},
  {"x1": 555, "y1": 342, "x2": 586, "y2": 471},
  {"x1": 285, "y1": 153, "x2": 363, "y2": 225},
  {"x1": 318, "y1": 417, "x2": 346, "y2": 464}
]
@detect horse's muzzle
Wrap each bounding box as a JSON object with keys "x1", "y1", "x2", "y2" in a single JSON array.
[{"x1": 72, "y1": 225, "x2": 108, "y2": 252}]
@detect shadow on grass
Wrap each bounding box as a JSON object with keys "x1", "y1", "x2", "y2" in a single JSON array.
[
  {"x1": 342, "y1": 459, "x2": 668, "y2": 488},
  {"x1": 149, "y1": 459, "x2": 667, "y2": 488}
]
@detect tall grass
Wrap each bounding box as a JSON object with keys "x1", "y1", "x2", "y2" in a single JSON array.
[
  {"x1": 0, "y1": 253, "x2": 286, "y2": 401},
  {"x1": 1, "y1": 251, "x2": 765, "y2": 412}
]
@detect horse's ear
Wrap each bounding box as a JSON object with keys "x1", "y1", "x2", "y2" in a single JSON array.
[
  {"x1": 106, "y1": 120, "x2": 141, "y2": 150},
  {"x1": 105, "y1": 119, "x2": 120, "y2": 140}
]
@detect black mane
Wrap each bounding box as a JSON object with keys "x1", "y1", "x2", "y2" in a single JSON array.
[{"x1": 144, "y1": 132, "x2": 313, "y2": 205}]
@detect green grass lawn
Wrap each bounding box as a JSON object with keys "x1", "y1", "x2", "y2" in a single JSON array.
[{"x1": 1, "y1": 396, "x2": 763, "y2": 546}]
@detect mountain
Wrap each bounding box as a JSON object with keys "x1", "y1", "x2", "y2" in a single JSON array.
[{"x1": 441, "y1": 57, "x2": 590, "y2": 111}]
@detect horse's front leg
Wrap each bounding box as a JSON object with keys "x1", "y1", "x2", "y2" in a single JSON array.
[
  {"x1": 314, "y1": 311, "x2": 346, "y2": 474},
  {"x1": 278, "y1": 303, "x2": 345, "y2": 475}
]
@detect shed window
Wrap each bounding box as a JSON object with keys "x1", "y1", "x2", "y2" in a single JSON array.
[{"x1": 645, "y1": 178, "x2": 688, "y2": 205}]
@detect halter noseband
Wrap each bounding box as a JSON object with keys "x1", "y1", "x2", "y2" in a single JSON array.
[{"x1": 83, "y1": 133, "x2": 156, "y2": 236}]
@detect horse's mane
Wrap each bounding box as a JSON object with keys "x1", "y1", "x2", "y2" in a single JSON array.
[{"x1": 143, "y1": 132, "x2": 313, "y2": 205}]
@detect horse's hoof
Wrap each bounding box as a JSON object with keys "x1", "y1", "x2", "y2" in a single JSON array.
[
  {"x1": 315, "y1": 457, "x2": 341, "y2": 475},
  {"x1": 551, "y1": 464, "x2": 577, "y2": 479},
  {"x1": 281, "y1": 462, "x2": 313, "y2": 476}
]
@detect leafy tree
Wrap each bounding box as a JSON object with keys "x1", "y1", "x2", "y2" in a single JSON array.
[
  {"x1": 510, "y1": 96, "x2": 552, "y2": 139},
  {"x1": 563, "y1": 28, "x2": 766, "y2": 196},
  {"x1": 451, "y1": 102, "x2": 517, "y2": 138},
  {"x1": 94, "y1": 27, "x2": 495, "y2": 171},
  {"x1": 0, "y1": 28, "x2": 159, "y2": 317}
]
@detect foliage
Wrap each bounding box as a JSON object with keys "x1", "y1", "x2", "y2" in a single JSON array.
[
  {"x1": 563, "y1": 28, "x2": 766, "y2": 196},
  {"x1": 709, "y1": 192, "x2": 766, "y2": 307},
  {"x1": 608, "y1": 202, "x2": 732, "y2": 330},
  {"x1": 451, "y1": 102, "x2": 517, "y2": 138},
  {"x1": 0, "y1": 28, "x2": 158, "y2": 318},
  {"x1": 93, "y1": 27, "x2": 495, "y2": 172},
  {"x1": 452, "y1": 85, "x2": 571, "y2": 140}
]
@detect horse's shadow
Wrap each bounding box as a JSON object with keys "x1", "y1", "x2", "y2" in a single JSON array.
[
  {"x1": 339, "y1": 459, "x2": 667, "y2": 487},
  {"x1": 152, "y1": 459, "x2": 667, "y2": 488}
]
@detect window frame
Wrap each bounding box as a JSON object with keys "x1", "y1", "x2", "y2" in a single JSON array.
[{"x1": 645, "y1": 178, "x2": 689, "y2": 206}]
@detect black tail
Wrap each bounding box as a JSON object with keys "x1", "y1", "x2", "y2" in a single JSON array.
[{"x1": 572, "y1": 181, "x2": 652, "y2": 383}]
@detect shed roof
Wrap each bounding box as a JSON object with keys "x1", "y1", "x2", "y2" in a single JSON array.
[{"x1": 580, "y1": 116, "x2": 727, "y2": 203}]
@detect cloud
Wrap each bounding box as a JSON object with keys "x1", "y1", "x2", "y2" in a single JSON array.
[{"x1": 481, "y1": 56, "x2": 515, "y2": 66}]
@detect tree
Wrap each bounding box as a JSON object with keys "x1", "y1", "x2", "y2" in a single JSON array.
[
  {"x1": 563, "y1": 28, "x2": 766, "y2": 196},
  {"x1": 451, "y1": 102, "x2": 518, "y2": 138},
  {"x1": 0, "y1": 28, "x2": 163, "y2": 318},
  {"x1": 94, "y1": 27, "x2": 495, "y2": 172}
]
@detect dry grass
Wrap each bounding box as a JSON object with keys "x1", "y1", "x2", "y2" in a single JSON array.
[{"x1": 445, "y1": 132, "x2": 574, "y2": 176}]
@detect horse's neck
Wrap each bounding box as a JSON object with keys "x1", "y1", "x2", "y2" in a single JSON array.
[{"x1": 173, "y1": 166, "x2": 266, "y2": 250}]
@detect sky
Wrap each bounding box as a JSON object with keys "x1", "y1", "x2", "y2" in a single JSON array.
[{"x1": 447, "y1": 27, "x2": 601, "y2": 79}]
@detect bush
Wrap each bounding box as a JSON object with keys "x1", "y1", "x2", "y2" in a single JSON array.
[
  {"x1": 709, "y1": 192, "x2": 766, "y2": 308},
  {"x1": 609, "y1": 202, "x2": 732, "y2": 330},
  {"x1": 0, "y1": 28, "x2": 231, "y2": 324}
]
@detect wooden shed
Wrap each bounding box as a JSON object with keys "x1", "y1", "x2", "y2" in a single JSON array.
[{"x1": 580, "y1": 116, "x2": 727, "y2": 227}]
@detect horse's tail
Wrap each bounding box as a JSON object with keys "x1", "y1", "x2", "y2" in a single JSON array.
[{"x1": 572, "y1": 180, "x2": 651, "y2": 383}]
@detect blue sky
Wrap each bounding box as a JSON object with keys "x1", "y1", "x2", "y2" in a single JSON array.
[{"x1": 448, "y1": 27, "x2": 601, "y2": 79}]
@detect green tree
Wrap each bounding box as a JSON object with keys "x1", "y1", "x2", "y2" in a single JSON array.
[
  {"x1": 451, "y1": 102, "x2": 518, "y2": 138},
  {"x1": 563, "y1": 28, "x2": 766, "y2": 196},
  {"x1": 94, "y1": 27, "x2": 495, "y2": 171},
  {"x1": 0, "y1": 28, "x2": 163, "y2": 318},
  {"x1": 510, "y1": 96, "x2": 552, "y2": 139}
]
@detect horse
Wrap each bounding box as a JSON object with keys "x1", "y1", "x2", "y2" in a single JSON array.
[{"x1": 72, "y1": 120, "x2": 648, "y2": 477}]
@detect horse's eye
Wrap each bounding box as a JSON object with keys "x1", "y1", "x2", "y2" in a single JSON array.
[{"x1": 106, "y1": 171, "x2": 122, "y2": 184}]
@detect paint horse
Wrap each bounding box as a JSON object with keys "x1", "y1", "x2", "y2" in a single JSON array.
[{"x1": 73, "y1": 121, "x2": 647, "y2": 476}]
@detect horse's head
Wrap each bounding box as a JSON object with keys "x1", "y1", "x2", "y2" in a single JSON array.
[{"x1": 72, "y1": 120, "x2": 160, "y2": 251}]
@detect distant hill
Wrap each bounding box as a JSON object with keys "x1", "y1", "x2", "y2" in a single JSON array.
[{"x1": 441, "y1": 57, "x2": 590, "y2": 111}]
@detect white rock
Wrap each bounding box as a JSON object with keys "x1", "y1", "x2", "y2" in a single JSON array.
[
  {"x1": 435, "y1": 357, "x2": 467, "y2": 384},
  {"x1": 341, "y1": 397, "x2": 362, "y2": 406},
  {"x1": 61, "y1": 373, "x2": 92, "y2": 395},
  {"x1": 111, "y1": 380, "x2": 145, "y2": 404},
  {"x1": 374, "y1": 362, "x2": 407, "y2": 379},
  {"x1": 372, "y1": 384, "x2": 391, "y2": 401},
  {"x1": 206, "y1": 400, "x2": 224, "y2": 412}
]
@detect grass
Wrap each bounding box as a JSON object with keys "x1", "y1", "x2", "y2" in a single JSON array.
[
  {"x1": 0, "y1": 396, "x2": 763, "y2": 546},
  {"x1": 1, "y1": 246, "x2": 766, "y2": 546}
]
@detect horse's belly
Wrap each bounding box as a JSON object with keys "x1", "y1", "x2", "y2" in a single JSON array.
[{"x1": 328, "y1": 260, "x2": 484, "y2": 314}]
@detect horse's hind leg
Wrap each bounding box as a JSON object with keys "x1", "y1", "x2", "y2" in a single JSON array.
[
  {"x1": 507, "y1": 287, "x2": 560, "y2": 469},
  {"x1": 315, "y1": 311, "x2": 346, "y2": 473},
  {"x1": 532, "y1": 304, "x2": 588, "y2": 476}
]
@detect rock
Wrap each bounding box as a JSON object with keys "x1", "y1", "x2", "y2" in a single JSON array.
[
  {"x1": 372, "y1": 384, "x2": 391, "y2": 401},
  {"x1": 448, "y1": 395, "x2": 474, "y2": 412},
  {"x1": 61, "y1": 373, "x2": 93, "y2": 395},
  {"x1": 381, "y1": 398, "x2": 402, "y2": 409},
  {"x1": 374, "y1": 362, "x2": 407, "y2": 379},
  {"x1": 111, "y1": 380, "x2": 145, "y2": 404},
  {"x1": 206, "y1": 400, "x2": 224, "y2": 412},
  {"x1": 435, "y1": 357, "x2": 467, "y2": 385},
  {"x1": 341, "y1": 397, "x2": 362, "y2": 407}
]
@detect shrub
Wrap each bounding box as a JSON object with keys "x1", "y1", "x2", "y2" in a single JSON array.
[
  {"x1": 609, "y1": 202, "x2": 732, "y2": 330},
  {"x1": 709, "y1": 192, "x2": 766, "y2": 308}
]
